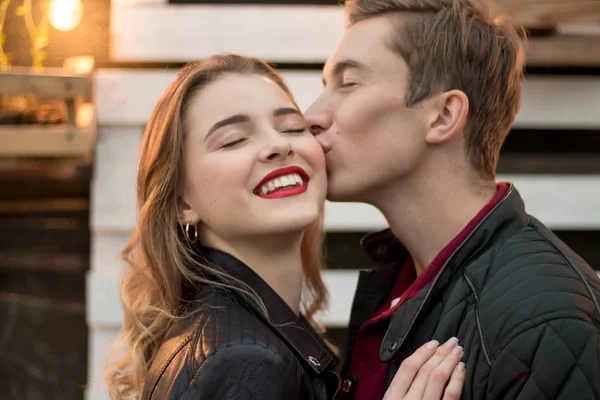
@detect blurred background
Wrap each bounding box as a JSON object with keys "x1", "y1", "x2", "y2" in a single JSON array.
[{"x1": 0, "y1": 0, "x2": 599, "y2": 399}]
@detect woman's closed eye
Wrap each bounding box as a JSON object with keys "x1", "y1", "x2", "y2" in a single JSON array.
[
  {"x1": 220, "y1": 137, "x2": 248, "y2": 149},
  {"x1": 283, "y1": 127, "x2": 307, "y2": 134},
  {"x1": 219, "y1": 127, "x2": 306, "y2": 149}
]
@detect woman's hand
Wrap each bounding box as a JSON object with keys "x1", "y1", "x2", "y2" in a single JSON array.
[{"x1": 382, "y1": 337, "x2": 465, "y2": 400}]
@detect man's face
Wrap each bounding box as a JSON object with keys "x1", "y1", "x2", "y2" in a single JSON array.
[{"x1": 304, "y1": 16, "x2": 429, "y2": 203}]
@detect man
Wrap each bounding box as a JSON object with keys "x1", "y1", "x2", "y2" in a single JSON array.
[{"x1": 304, "y1": 0, "x2": 600, "y2": 399}]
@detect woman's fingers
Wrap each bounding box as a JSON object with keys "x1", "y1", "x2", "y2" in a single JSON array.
[
  {"x1": 383, "y1": 340, "x2": 441, "y2": 399},
  {"x1": 443, "y1": 362, "x2": 466, "y2": 400},
  {"x1": 383, "y1": 337, "x2": 466, "y2": 400},
  {"x1": 421, "y1": 343, "x2": 464, "y2": 400},
  {"x1": 404, "y1": 337, "x2": 460, "y2": 399}
]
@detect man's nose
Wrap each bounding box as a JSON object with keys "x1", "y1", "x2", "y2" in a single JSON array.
[{"x1": 304, "y1": 98, "x2": 333, "y2": 136}]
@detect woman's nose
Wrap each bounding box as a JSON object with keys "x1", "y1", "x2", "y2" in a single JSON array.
[{"x1": 260, "y1": 134, "x2": 294, "y2": 161}]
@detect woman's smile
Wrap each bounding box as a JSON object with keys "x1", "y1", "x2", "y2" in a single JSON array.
[{"x1": 253, "y1": 165, "x2": 309, "y2": 198}]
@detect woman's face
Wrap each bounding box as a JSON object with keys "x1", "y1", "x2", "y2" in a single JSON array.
[{"x1": 179, "y1": 73, "x2": 327, "y2": 247}]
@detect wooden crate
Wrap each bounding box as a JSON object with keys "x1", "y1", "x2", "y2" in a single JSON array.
[{"x1": 0, "y1": 57, "x2": 97, "y2": 158}]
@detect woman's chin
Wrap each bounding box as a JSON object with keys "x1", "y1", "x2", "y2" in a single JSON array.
[{"x1": 254, "y1": 209, "x2": 321, "y2": 237}]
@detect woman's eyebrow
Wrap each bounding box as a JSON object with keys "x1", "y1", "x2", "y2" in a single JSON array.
[
  {"x1": 205, "y1": 114, "x2": 250, "y2": 141},
  {"x1": 273, "y1": 107, "x2": 301, "y2": 117}
]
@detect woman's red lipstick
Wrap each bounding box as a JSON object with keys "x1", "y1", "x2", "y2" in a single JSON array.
[{"x1": 254, "y1": 166, "x2": 309, "y2": 199}]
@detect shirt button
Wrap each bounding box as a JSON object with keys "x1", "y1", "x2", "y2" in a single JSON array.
[
  {"x1": 390, "y1": 341, "x2": 399, "y2": 351},
  {"x1": 342, "y1": 376, "x2": 356, "y2": 394}
]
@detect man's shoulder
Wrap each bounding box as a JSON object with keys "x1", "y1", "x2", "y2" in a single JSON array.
[
  {"x1": 470, "y1": 218, "x2": 600, "y2": 350},
  {"x1": 474, "y1": 216, "x2": 598, "y2": 292}
]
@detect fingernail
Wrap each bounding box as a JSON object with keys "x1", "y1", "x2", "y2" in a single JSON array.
[
  {"x1": 426, "y1": 340, "x2": 439, "y2": 349},
  {"x1": 443, "y1": 337, "x2": 459, "y2": 348},
  {"x1": 457, "y1": 362, "x2": 466, "y2": 372},
  {"x1": 452, "y1": 346, "x2": 464, "y2": 356}
]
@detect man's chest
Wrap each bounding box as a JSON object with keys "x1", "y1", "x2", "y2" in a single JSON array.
[{"x1": 382, "y1": 294, "x2": 491, "y2": 400}]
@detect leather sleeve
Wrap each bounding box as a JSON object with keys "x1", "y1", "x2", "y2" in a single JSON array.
[
  {"x1": 179, "y1": 343, "x2": 304, "y2": 400},
  {"x1": 485, "y1": 317, "x2": 600, "y2": 399}
]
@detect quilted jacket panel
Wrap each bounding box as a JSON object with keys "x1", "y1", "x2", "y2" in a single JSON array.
[{"x1": 343, "y1": 185, "x2": 600, "y2": 400}]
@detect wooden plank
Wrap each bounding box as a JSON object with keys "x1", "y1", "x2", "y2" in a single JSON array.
[
  {"x1": 86, "y1": 268, "x2": 360, "y2": 328},
  {"x1": 498, "y1": 154, "x2": 600, "y2": 174},
  {"x1": 85, "y1": 266, "x2": 600, "y2": 330},
  {"x1": 325, "y1": 229, "x2": 600, "y2": 271},
  {"x1": 110, "y1": 4, "x2": 344, "y2": 62},
  {"x1": 95, "y1": 70, "x2": 600, "y2": 128},
  {"x1": 92, "y1": 169, "x2": 600, "y2": 232},
  {"x1": 121, "y1": 0, "x2": 600, "y2": 30},
  {"x1": 110, "y1": 2, "x2": 600, "y2": 66},
  {"x1": 497, "y1": 0, "x2": 600, "y2": 28},
  {"x1": 0, "y1": 125, "x2": 94, "y2": 157},
  {"x1": 138, "y1": 0, "x2": 600, "y2": 28},
  {"x1": 0, "y1": 199, "x2": 89, "y2": 213},
  {"x1": 0, "y1": 177, "x2": 90, "y2": 201},
  {"x1": 526, "y1": 35, "x2": 600, "y2": 66},
  {"x1": 90, "y1": 128, "x2": 143, "y2": 233},
  {"x1": 0, "y1": 158, "x2": 83, "y2": 180},
  {"x1": 321, "y1": 175, "x2": 600, "y2": 232},
  {"x1": 0, "y1": 157, "x2": 92, "y2": 201}
]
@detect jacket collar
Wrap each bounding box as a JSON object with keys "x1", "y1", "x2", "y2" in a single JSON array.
[
  {"x1": 360, "y1": 183, "x2": 521, "y2": 266},
  {"x1": 355, "y1": 184, "x2": 528, "y2": 362},
  {"x1": 189, "y1": 245, "x2": 338, "y2": 374},
  {"x1": 361, "y1": 228, "x2": 409, "y2": 265}
]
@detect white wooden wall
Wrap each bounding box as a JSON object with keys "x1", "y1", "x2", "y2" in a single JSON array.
[{"x1": 86, "y1": 1, "x2": 600, "y2": 398}]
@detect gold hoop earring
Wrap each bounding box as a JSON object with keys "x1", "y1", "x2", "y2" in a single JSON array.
[{"x1": 185, "y1": 223, "x2": 198, "y2": 244}]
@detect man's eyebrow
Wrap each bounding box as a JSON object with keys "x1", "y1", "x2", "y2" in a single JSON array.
[
  {"x1": 322, "y1": 59, "x2": 369, "y2": 86},
  {"x1": 205, "y1": 114, "x2": 250, "y2": 141}
]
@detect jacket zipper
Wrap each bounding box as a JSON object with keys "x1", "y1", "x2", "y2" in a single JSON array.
[{"x1": 383, "y1": 185, "x2": 515, "y2": 360}]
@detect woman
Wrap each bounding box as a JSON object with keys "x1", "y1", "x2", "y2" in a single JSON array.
[{"x1": 104, "y1": 54, "x2": 464, "y2": 400}]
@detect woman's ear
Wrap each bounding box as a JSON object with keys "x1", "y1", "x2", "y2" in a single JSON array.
[
  {"x1": 425, "y1": 90, "x2": 469, "y2": 145},
  {"x1": 177, "y1": 195, "x2": 201, "y2": 226}
]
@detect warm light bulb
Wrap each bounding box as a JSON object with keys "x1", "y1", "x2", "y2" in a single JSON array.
[{"x1": 48, "y1": 0, "x2": 83, "y2": 32}]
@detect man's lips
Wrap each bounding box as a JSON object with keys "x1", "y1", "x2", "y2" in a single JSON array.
[{"x1": 253, "y1": 165, "x2": 309, "y2": 196}]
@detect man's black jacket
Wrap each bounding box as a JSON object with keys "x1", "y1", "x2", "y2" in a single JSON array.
[{"x1": 342, "y1": 184, "x2": 600, "y2": 399}]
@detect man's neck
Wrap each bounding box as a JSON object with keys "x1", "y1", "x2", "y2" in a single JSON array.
[
  {"x1": 372, "y1": 174, "x2": 496, "y2": 275},
  {"x1": 201, "y1": 232, "x2": 305, "y2": 314}
]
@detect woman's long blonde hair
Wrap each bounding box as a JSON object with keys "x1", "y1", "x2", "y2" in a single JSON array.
[{"x1": 104, "y1": 54, "x2": 329, "y2": 399}]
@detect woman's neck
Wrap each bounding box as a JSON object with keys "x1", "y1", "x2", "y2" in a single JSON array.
[{"x1": 203, "y1": 232, "x2": 305, "y2": 314}]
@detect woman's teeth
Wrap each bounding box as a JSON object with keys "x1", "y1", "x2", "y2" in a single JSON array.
[{"x1": 259, "y1": 173, "x2": 304, "y2": 195}]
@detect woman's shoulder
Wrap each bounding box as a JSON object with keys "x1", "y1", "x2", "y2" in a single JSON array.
[
  {"x1": 142, "y1": 288, "x2": 303, "y2": 400},
  {"x1": 190, "y1": 287, "x2": 291, "y2": 353}
]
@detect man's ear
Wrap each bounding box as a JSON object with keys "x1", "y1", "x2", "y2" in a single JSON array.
[{"x1": 425, "y1": 90, "x2": 469, "y2": 145}]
